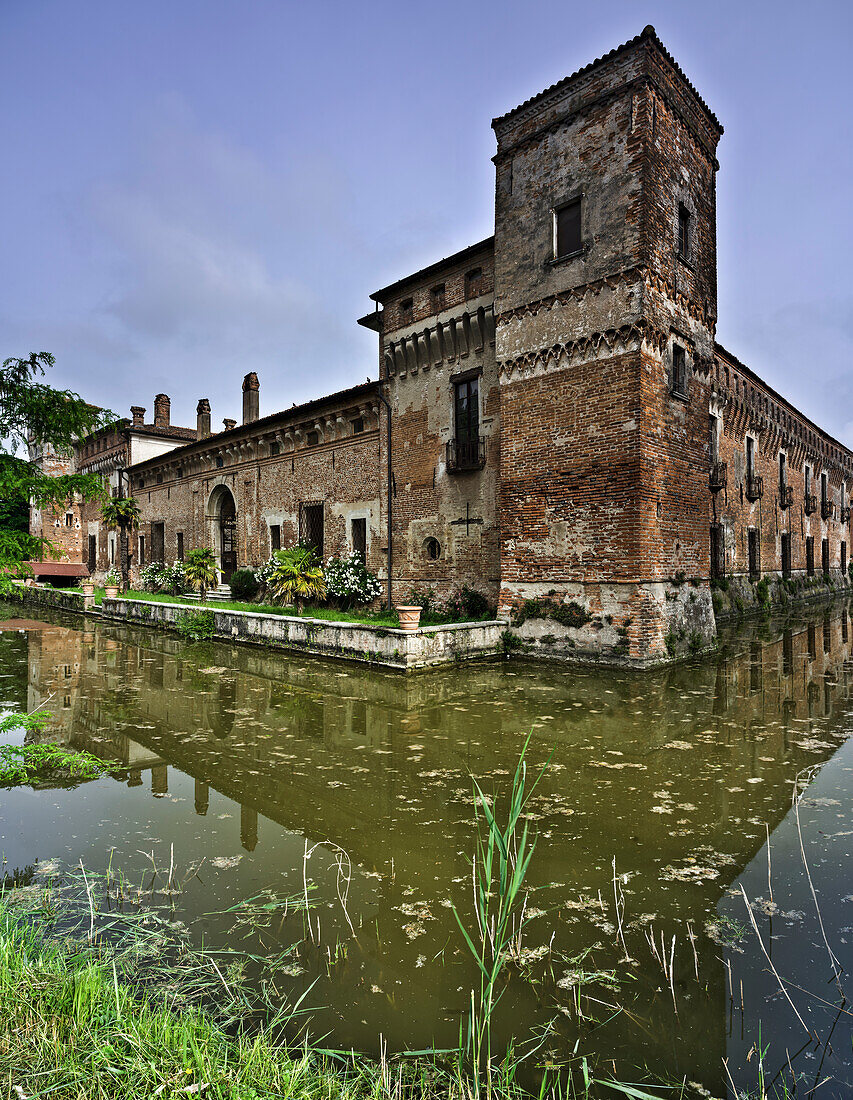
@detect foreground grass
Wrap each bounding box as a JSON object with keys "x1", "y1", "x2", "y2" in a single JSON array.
[
  {"x1": 0, "y1": 910, "x2": 617, "y2": 1100},
  {"x1": 0, "y1": 914, "x2": 375, "y2": 1098}
]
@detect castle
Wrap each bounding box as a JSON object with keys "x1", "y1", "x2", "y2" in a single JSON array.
[{"x1": 31, "y1": 27, "x2": 853, "y2": 665}]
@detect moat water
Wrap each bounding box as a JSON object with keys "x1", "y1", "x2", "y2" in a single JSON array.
[{"x1": 2, "y1": 600, "x2": 853, "y2": 1096}]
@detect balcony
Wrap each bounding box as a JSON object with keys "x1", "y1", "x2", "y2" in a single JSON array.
[
  {"x1": 446, "y1": 436, "x2": 485, "y2": 472},
  {"x1": 822, "y1": 498, "x2": 835, "y2": 521},
  {"x1": 804, "y1": 493, "x2": 818, "y2": 515},
  {"x1": 745, "y1": 473, "x2": 763, "y2": 502},
  {"x1": 779, "y1": 484, "x2": 794, "y2": 510},
  {"x1": 709, "y1": 461, "x2": 727, "y2": 493}
]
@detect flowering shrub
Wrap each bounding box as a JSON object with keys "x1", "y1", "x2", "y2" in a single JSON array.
[
  {"x1": 254, "y1": 557, "x2": 278, "y2": 595},
  {"x1": 138, "y1": 560, "x2": 186, "y2": 595},
  {"x1": 325, "y1": 551, "x2": 382, "y2": 607}
]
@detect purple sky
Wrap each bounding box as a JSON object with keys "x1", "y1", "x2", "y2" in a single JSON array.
[{"x1": 3, "y1": 1, "x2": 851, "y2": 442}]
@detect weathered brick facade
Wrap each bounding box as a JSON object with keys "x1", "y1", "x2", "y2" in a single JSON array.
[
  {"x1": 34, "y1": 27, "x2": 853, "y2": 665},
  {"x1": 129, "y1": 381, "x2": 382, "y2": 585}
]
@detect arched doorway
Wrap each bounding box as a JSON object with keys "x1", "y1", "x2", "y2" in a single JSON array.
[{"x1": 208, "y1": 485, "x2": 238, "y2": 583}]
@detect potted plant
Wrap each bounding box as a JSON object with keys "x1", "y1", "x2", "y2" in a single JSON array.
[
  {"x1": 396, "y1": 605, "x2": 423, "y2": 632},
  {"x1": 81, "y1": 578, "x2": 95, "y2": 597},
  {"x1": 103, "y1": 568, "x2": 121, "y2": 598}
]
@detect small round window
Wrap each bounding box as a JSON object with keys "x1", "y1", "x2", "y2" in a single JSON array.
[{"x1": 424, "y1": 537, "x2": 441, "y2": 560}]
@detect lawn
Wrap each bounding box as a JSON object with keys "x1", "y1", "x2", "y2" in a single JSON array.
[{"x1": 68, "y1": 586, "x2": 407, "y2": 627}]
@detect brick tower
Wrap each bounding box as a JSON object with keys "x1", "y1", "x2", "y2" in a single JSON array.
[{"x1": 493, "y1": 26, "x2": 723, "y2": 662}]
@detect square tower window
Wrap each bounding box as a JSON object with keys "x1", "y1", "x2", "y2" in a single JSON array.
[
  {"x1": 431, "y1": 283, "x2": 446, "y2": 311},
  {"x1": 677, "y1": 203, "x2": 691, "y2": 260},
  {"x1": 351, "y1": 417, "x2": 365, "y2": 435},
  {"x1": 554, "y1": 198, "x2": 582, "y2": 259},
  {"x1": 399, "y1": 297, "x2": 413, "y2": 323}
]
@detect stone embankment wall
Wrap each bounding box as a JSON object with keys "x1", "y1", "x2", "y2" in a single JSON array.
[
  {"x1": 99, "y1": 598, "x2": 504, "y2": 671},
  {"x1": 711, "y1": 573, "x2": 850, "y2": 622}
]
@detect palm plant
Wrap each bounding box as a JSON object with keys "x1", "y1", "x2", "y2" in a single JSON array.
[
  {"x1": 268, "y1": 546, "x2": 326, "y2": 611},
  {"x1": 183, "y1": 548, "x2": 219, "y2": 602},
  {"x1": 100, "y1": 496, "x2": 140, "y2": 592}
]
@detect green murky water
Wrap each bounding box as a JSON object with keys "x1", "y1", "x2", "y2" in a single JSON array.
[{"x1": 2, "y1": 600, "x2": 853, "y2": 1095}]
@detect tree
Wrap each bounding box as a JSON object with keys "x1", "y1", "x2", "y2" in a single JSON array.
[
  {"x1": 183, "y1": 548, "x2": 219, "y2": 602},
  {"x1": 0, "y1": 353, "x2": 113, "y2": 582},
  {"x1": 101, "y1": 496, "x2": 140, "y2": 593},
  {"x1": 268, "y1": 546, "x2": 327, "y2": 611}
]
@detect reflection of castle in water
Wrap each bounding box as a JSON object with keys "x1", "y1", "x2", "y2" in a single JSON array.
[
  {"x1": 18, "y1": 601, "x2": 853, "y2": 1092},
  {"x1": 24, "y1": 602, "x2": 853, "y2": 868}
]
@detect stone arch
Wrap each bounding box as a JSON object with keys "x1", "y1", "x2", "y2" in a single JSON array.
[{"x1": 206, "y1": 482, "x2": 239, "y2": 583}]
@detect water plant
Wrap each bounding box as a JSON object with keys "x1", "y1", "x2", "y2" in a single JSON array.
[
  {"x1": 176, "y1": 608, "x2": 216, "y2": 641},
  {"x1": 452, "y1": 735, "x2": 550, "y2": 1096},
  {"x1": 0, "y1": 742, "x2": 117, "y2": 787}
]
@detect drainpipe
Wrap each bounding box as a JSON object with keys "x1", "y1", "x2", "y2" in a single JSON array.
[{"x1": 376, "y1": 386, "x2": 393, "y2": 611}]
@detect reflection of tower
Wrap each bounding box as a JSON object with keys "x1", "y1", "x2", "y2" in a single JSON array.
[
  {"x1": 194, "y1": 778, "x2": 209, "y2": 816},
  {"x1": 151, "y1": 764, "x2": 168, "y2": 796},
  {"x1": 26, "y1": 625, "x2": 83, "y2": 744},
  {"x1": 240, "y1": 803, "x2": 258, "y2": 851}
]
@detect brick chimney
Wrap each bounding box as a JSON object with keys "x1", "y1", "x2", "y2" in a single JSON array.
[
  {"x1": 153, "y1": 393, "x2": 171, "y2": 428},
  {"x1": 196, "y1": 398, "x2": 211, "y2": 440},
  {"x1": 242, "y1": 372, "x2": 260, "y2": 425},
  {"x1": 223, "y1": 418, "x2": 236, "y2": 432},
  {"x1": 130, "y1": 406, "x2": 145, "y2": 427}
]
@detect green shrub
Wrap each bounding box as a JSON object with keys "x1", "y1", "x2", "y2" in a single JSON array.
[
  {"x1": 664, "y1": 630, "x2": 678, "y2": 657},
  {"x1": 688, "y1": 630, "x2": 704, "y2": 654},
  {"x1": 512, "y1": 596, "x2": 590, "y2": 629},
  {"x1": 755, "y1": 577, "x2": 771, "y2": 609},
  {"x1": 499, "y1": 629, "x2": 524, "y2": 656},
  {"x1": 550, "y1": 601, "x2": 591, "y2": 628},
  {"x1": 229, "y1": 569, "x2": 259, "y2": 602},
  {"x1": 175, "y1": 609, "x2": 216, "y2": 641}
]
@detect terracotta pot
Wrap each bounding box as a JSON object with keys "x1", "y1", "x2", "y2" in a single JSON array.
[
  {"x1": 81, "y1": 582, "x2": 95, "y2": 596},
  {"x1": 104, "y1": 586, "x2": 119, "y2": 599},
  {"x1": 396, "y1": 605, "x2": 422, "y2": 632}
]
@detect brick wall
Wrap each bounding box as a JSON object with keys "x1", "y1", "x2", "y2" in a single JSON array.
[{"x1": 374, "y1": 241, "x2": 501, "y2": 604}]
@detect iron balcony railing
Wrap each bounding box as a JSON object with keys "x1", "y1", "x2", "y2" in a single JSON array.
[
  {"x1": 745, "y1": 473, "x2": 763, "y2": 502},
  {"x1": 709, "y1": 461, "x2": 727, "y2": 492},
  {"x1": 804, "y1": 493, "x2": 817, "y2": 515},
  {"x1": 779, "y1": 484, "x2": 794, "y2": 510},
  {"x1": 446, "y1": 436, "x2": 485, "y2": 472},
  {"x1": 822, "y1": 498, "x2": 835, "y2": 521}
]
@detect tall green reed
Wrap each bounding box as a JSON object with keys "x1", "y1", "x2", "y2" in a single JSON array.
[{"x1": 452, "y1": 733, "x2": 550, "y2": 1098}]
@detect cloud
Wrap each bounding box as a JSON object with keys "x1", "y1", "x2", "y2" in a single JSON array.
[{"x1": 33, "y1": 98, "x2": 378, "y2": 423}]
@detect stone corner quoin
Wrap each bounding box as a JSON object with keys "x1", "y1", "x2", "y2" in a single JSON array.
[{"x1": 29, "y1": 25, "x2": 853, "y2": 667}]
